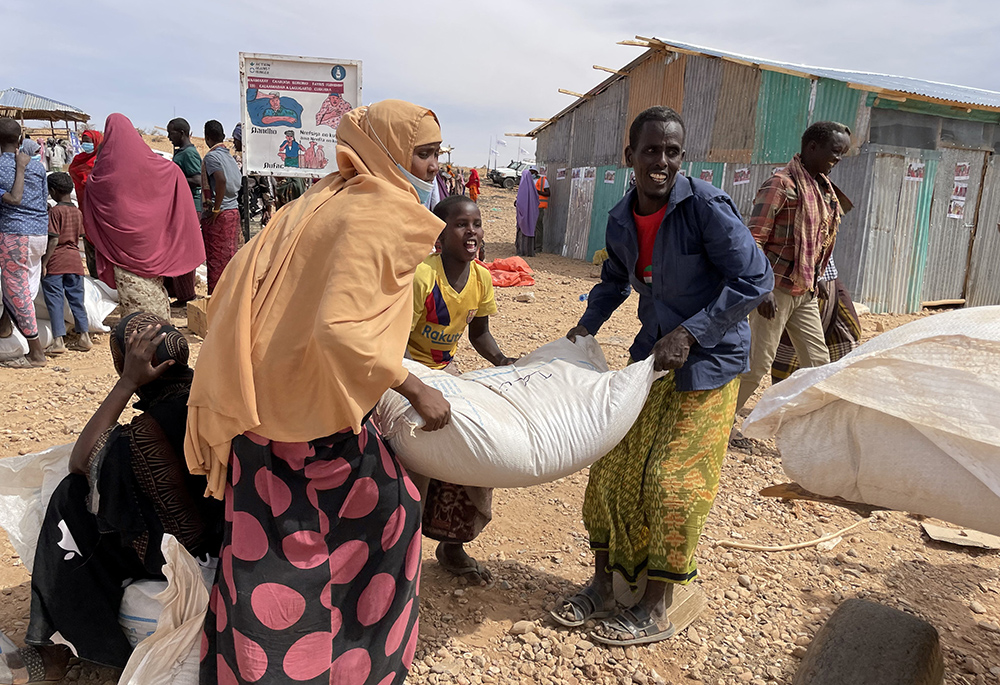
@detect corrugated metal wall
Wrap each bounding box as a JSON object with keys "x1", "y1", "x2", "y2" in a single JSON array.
[
  {"x1": 564, "y1": 167, "x2": 597, "y2": 260},
  {"x1": 543, "y1": 162, "x2": 570, "y2": 253},
  {"x1": 536, "y1": 112, "x2": 571, "y2": 163},
  {"x1": 828, "y1": 152, "x2": 876, "y2": 298},
  {"x1": 860, "y1": 150, "x2": 940, "y2": 313},
  {"x1": 921, "y1": 148, "x2": 987, "y2": 302},
  {"x1": 593, "y1": 79, "x2": 629, "y2": 167},
  {"x1": 626, "y1": 52, "x2": 686, "y2": 129},
  {"x1": 752, "y1": 71, "x2": 811, "y2": 164},
  {"x1": 708, "y1": 61, "x2": 761, "y2": 163},
  {"x1": 810, "y1": 78, "x2": 862, "y2": 128},
  {"x1": 587, "y1": 166, "x2": 629, "y2": 260},
  {"x1": 681, "y1": 56, "x2": 723, "y2": 161},
  {"x1": 965, "y1": 155, "x2": 1000, "y2": 307},
  {"x1": 686, "y1": 162, "x2": 726, "y2": 188},
  {"x1": 722, "y1": 164, "x2": 778, "y2": 222},
  {"x1": 571, "y1": 98, "x2": 598, "y2": 168}
]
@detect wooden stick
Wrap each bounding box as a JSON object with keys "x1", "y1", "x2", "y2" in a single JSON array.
[
  {"x1": 558, "y1": 89, "x2": 586, "y2": 98},
  {"x1": 528, "y1": 118, "x2": 551, "y2": 123},
  {"x1": 712, "y1": 518, "x2": 870, "y2": 552},
  {"x1": 617, "y1": 40, "x2": 650, "y2": 47},
  {"x1": 593, "y1": 65, "x2": 628, "y2": 76}
]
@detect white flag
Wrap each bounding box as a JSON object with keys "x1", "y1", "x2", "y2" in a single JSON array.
[
  {"x1": 497, "y1": 139, "x2": 507, "y2": 147},
  {"x1": 490, "y1": 148, "x2": 498, "y2": 155}
]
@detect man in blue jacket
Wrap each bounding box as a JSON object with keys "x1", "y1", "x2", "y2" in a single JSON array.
[{"x1": 551, "y1": 106, "x2": 773, "y2": 646}]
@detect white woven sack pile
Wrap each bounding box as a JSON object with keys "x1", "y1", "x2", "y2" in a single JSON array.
[{"x1": 743, "y1": 306, "x2": 1000, "y2": 536}]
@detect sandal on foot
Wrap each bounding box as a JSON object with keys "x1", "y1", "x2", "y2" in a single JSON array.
[
  {"x1": 590, "y1": 605, "x2": 675, "y2": 646},
  {"x1": 550, "y1": 585, "x2": 615, "y2": 628},
  {"x1": 0, "y1": 357, "x2": 44, "y2": 369},
  {"x1": 1, "y1": 646, "x2": 62, "y2": 684},
  {"x1": 435, "y1": 547, "x2": 493, "y2": 586}
]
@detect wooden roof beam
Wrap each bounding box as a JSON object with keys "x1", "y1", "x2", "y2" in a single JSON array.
[
  {"x1": 528, "y1": 118, "x2": 551, "y2": 122},
  {"x1": 593, "y1": 65, "x2": 628, "y2": 76},
  {"x1": 558, "y1": 88, "x2": 586, "y2": 98},
  {"x1": 504, "y1": 133, "x2": 531, "y2": 137}
]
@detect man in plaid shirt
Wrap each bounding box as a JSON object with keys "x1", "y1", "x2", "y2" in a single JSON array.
[{"x1": 736, "y1": 122, "x2": 853, "y2": 411}]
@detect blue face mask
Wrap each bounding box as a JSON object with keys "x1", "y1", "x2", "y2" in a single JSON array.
[
  {"x1": 397, "y1": 164, "x2": 434, "y2": 206},
  {"x1": 31, "y1": 155, "x2": 41, "y2": 162},
  {"x1": 81, "y1": 142, "x2": 95, "y2": 154}
]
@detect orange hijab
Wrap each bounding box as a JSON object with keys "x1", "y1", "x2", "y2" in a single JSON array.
[{"x1": 185, "y1": 100, "x2": 444, "y2": 498}]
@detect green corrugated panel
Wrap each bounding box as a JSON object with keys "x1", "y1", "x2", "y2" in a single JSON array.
[
  {"x1": 752, "y1": 71, "x2": 811, "y2": 164},
  {"x1": 810, "y1": 78, "x2": 861, "y2": 128},
  {"x1": 587, "y1": 166, "x2": 629, "y2": 260},
  {"x1": 867, "y1": 93, "x2": 1000, "y2": 124},
  {"x1": 906, "y1": 156, "x2": 939, "y2": 311},
  {"x1": 686, "y1": 162, "x2": 726, "y2": 188}
]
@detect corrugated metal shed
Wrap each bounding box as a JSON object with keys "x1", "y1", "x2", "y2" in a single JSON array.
[
  {"x1": 646, "y1": 37, "x2": 1000, "y2": 110},
  {"x1": 625, "y1": 52, "x2": 686, "y2": 130},
  {"x1": 965, "y1": 156, "x2": 1000, "y2": 306},
  {"x1": 0, "y1": 88, "x2": 89, "y2": 122},
  {"x1": 828, "y1": 152, "x2": 876, "y2": 298},
  {"x1": 572, "y1": 98, "x2": 598, "y2": 167},
  {"x1": 542, "y1": 162, "x2": 570, "y2": 253},
  {"x1": 810, "y1": 78, "x2": 862, "y2": 128},
  {"x1": 593, "y1": 79, "x2": 629, "y2": 166},
  {"x1": 707, "y1": 61, "x2": 761, "y2": 163},
  {"x1": 752, "y1": 71, "x2": 812, "y2": 164},
  {"x1": 564, "y1": 167, "x2": 597, "y2": 260},
  {"x1": 722, "y1": 163, "x2": 775, "y2": 223},
  {"x1": 921, "y1": 148, "x2": 986, "y2": 302},
  {"x1": 681, "y1": 55, "x2": 723, "y2": 161},
  {"x1": 587, "y1": 166, "x2": 628, "y2": 260},
  {"x1": 686, "y1": 162, "x2": 725, "y2": 188}
]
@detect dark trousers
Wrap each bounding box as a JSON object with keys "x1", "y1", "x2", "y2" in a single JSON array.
[{"x1": 41, "y1": 273, "x2": 88, "y2": 338}]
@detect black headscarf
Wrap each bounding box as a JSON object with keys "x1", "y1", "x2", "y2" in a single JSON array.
[{"x1": 94, "y1": 312, "x2": 221, "y2": 572}]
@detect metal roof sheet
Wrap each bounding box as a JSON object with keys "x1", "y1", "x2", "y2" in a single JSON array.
[
  {"x1": 651, "y1": 38, "x2": 1000, "y2": 109},
  {"x1": 0, "y1": 88, "x2": 88, "y2": 117},
  {"x1": 530, "y1": 37, "x2": 1000, "y2": 137}
]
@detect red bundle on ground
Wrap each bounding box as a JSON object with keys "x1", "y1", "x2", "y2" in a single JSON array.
[{"x1": 483, "y1": 256, "x2": 535, "y2": 287}]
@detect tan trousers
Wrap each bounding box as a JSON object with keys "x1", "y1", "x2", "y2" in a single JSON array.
[{"x1": 737, "y1": 288, "x2": 830, "y2": 409}]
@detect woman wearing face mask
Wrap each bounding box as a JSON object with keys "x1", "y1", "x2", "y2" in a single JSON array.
[
  {"x1": 186, "y1": 100, "x2": 450, "y2": 685},
  {"x1": 68, "y1": 130, "x2": 104, "y2": 277}
]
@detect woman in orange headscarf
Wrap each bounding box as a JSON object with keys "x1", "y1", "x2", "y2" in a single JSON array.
[
  {"x1": 466, "y1": 166, "x2": 481, "y2": 202},
  {"x1": 187, "y1": 100, "x2": 449, "y2": 685}
]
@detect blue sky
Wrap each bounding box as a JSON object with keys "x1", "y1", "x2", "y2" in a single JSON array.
[{"x1": 6, "y1": 0, "x2": 999, "y2": 167}]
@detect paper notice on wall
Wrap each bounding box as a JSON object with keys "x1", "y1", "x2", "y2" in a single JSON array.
[
  {"x1": 699, "y1": 169, "x2": 714, "y2": 183},
  {"x1": 604, "y1": 170, "x2": 615, "y2": 184},
  {"x1": 952, "y1": 182, "x2": 968, "y2": 200},
  {"x1": 954, "y1": 162, "x2": 971, "y2": 181},
  {"x1": 905, "y1": 162, "x2": 925, "y2": 181},
  {"x1": 733, "y1": 167, "x2": 750, "y2": 186},
  {"x1": 948, "y1": 199, "x2": 965, "y2": 220},
  {"x1": 556, "y1": 168, "x2": 566, "y2": 181}
]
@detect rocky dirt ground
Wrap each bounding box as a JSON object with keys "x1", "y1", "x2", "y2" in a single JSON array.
[{"x1": 0, "y1": 183, "x2": 997, "y2": 684}]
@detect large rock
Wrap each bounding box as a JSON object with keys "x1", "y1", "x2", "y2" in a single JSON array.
[{"x1": 792, "y1": 600, "x2": 943, "y2": 685}]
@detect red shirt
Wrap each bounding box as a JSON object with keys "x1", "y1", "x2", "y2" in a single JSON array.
[
  {"x1": 633, "y1": 203, "x2": 668, "y2": 285},
  {"x1": 46, "y1": 204, "x2": 85, "y2": 276}
]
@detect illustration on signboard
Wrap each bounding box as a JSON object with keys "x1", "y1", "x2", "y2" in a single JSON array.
[
  {"x1": 316, "y1": 93, "x2": 353, "y2": 130},
  {"x1": 301, "y1": 141, "x2": 329, "y2": 169},
  {"x1": 278, "y1": 130, "x2": 304, "y2": 167},
  {"x1": 246, "y1": 88, "x2": 303, "y2": 127}
]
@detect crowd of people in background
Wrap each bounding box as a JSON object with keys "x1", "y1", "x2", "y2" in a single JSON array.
[{"x1": 0, "y1": 99, "x2": 862, "y2": 683}]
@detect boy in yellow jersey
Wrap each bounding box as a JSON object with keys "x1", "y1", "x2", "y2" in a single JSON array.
[{"x1": 408, "y1": 194, "x2": 514, "y2": 584}]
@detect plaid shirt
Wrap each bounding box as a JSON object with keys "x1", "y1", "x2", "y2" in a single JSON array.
[{"x1": 748, "y1": 165, "x2": 840, "y2": 295}]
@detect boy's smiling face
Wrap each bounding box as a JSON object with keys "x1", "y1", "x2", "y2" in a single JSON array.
[{"x1": 439, "y1": 202, "x2": 483, "y2": 263}]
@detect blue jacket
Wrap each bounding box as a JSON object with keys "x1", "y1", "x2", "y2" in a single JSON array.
[{"x1": 578, "y1": 176, "x2": 773, "y2": 391}]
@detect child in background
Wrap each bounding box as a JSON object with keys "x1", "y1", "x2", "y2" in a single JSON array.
[
  {"x1": 406, "y1": 194, "x2": 514, "y2": 584},
  {"x1": 41, "y1": 172, "x2": 91, "y2": 353}
]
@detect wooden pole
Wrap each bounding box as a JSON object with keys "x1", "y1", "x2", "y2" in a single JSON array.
[
  {"x1": 558, "y1": 89, "x2": 586, "y2": 98},
  {"x1": 593, "y1": 65, "x2": 628, "y2": 76}
]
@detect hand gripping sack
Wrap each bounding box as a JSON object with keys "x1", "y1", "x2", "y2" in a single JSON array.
[
  {"x1": 374, "y1": 336, "x2": 663, "y2": 488},
  {"x1": 743, "y1": 307, "x2": 1000, "y2": 536}
]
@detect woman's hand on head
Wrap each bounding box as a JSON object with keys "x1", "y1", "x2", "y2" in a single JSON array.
[{"x1": 121, "y1": 324, "x2": 175, "y2": 390}]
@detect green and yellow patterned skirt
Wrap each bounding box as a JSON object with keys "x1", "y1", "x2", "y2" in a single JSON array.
[{"x1": 583, "y1": 371, "x2": 738, "y2": 586}]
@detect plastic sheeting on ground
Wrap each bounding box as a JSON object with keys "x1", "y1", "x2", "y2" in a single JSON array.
[
  {"x1": 483, "y1": 256, "x2": 535, "y2": 287},
  {"x1": 0, "y1": 443, "x2": 71, "y2": 573},
  {"x1": 375, "y1": 336, "x2": 663, "y2": 488},
  {"x1": 743, "y1": 307, "x2": 1000, "y2": 536}
]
